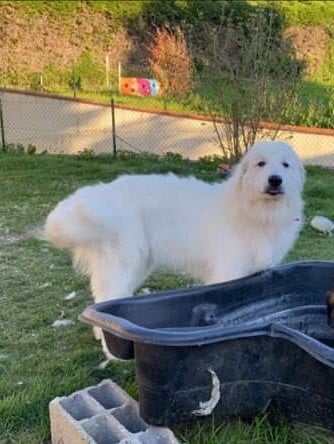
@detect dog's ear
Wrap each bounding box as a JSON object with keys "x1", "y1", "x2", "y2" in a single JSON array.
[
  {"x1": 241, "y1": 158, "x2": 249, "y2": 175},
  {"x1": 231, "y1": 154, "x2": 249, "y2": 182},
  {"x1": 231, "y1": 157, "x2": 248, "y2": 181}
]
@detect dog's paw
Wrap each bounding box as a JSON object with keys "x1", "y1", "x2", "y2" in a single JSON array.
[
  {"x1": 93, "y1": 326, "x2": 102, "y2": 341},
  {"x1": 93, "y1": 327, "x2": 124, "y2": 362}
]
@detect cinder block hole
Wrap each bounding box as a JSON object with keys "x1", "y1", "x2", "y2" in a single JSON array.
[
  {"x1": 60, "y1": 394, "x2": 101, "y2": 420},
  {"x1": 136, "y1": 432, "x2": 172, "y2": 444},
  {"x1": 112, "y1": 405, "x2": 147, "y2": 433},
  {"x1": 82, "y1": 415, "x2": 129, "y2": 444},
  {"x1": 88, "y1": 383, "x2": 127, "y2": 410}
]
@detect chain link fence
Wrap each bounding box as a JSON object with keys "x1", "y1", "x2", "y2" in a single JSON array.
[{"x1": 1, "y1": 88, "x2": 334, "y2": 167}]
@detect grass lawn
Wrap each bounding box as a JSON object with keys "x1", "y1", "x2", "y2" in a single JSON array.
[{"x1": 1, "y1": 151, "x2": 334, "y2": 444}]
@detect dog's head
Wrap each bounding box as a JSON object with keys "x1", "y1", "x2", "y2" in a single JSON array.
[{"x1": 233, "y1": 140, "x2": 305, "y2": 221}]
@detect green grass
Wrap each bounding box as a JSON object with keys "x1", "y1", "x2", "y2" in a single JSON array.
[
  {"x1": 1, "y1": 0, "x2": 143, "y2": 20},
  {"x1": 2, "y1": 0, "x2": 83, "y2": 17},
  {"x1": 273, "y1": 0, "x2": 334, "y2": 29},
  {"x1": 7, "y1": 0, "x2": 334, "y2": 28},
  {"x1": 1, "y1": 0, "x2": 145, "y2": 23},
  {"x1": 1, "y1": 151, "x2": 334, "y2": 443}
]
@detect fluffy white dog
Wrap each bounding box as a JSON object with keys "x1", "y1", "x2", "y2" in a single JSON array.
[{"x1": 45, "y1": 140, "x2": 304, "y2": 356}]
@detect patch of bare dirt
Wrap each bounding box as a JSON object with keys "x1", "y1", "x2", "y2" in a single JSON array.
[
  {"x1": 0, "y1": 4, "x2": 138, "y2": 77},
  {"x1": 283, "y1": 26, "x2": 330, "y2": 75},
  {"x1": 0, "y1": 226, "x2": 45, "y2": 245}
]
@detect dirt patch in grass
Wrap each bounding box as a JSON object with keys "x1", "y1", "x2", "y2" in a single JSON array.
[
  {"x1": 0, "y1": 225, "x2": 44, "y2": 245},
  {"x1": 283, "y1": 26, "x2": 330, "y2": 75}
]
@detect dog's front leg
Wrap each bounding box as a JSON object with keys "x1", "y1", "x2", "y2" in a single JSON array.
[{"x1": 93, "y1": 326, "x2": 102, "y2": 340}]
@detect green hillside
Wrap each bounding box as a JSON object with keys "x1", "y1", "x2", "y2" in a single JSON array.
[{"x1": 0, "y1": 0, "x2": 333, "y2": 127}]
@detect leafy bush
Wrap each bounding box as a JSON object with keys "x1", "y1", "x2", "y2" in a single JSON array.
[
  {"x1": 29, "y1": 73, "x2": 43, "y2": 91},
  {"x1": 73, "y1": 51, "x2": 105, "y2": 91},
  {"x1": 206, "y1": 8, "x2": 301, "y2": 159},
  {"x1": 68, "y1": 71, "x2": 81, "y2": 97},
  {"x1": 27, "y1": 144, "x2": 37, "y2": 154},
  {"x1": 149, "y1": 26, "x2": 194, "y2": 102},
  {"x1": 0, "y1": 143, "x2": 37, "y2": 154}
]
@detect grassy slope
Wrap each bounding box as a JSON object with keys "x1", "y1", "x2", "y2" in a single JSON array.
[
  {"x1": 274, "y1": 0, "x2": 334, "y2": 87},
  {"x1": 2, "y1": 0, "x2": 144, "y2": 18},
  {"x1": 0, "y1": 152, "x2": 334, "y2": 443},
  {"x1": 1, "y1": 1, "x2": 334, "y2": 128},
  {"x1": 7, "y1": 1, "x2": 334, "y2": 27},
  {"x1": 274, "y1": 0, "x2": 334, "y2": 28}
]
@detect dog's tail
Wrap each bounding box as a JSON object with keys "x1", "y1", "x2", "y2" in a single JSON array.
[{"x1": 45, "y1": 193, "x2": 119, "y2": 249}]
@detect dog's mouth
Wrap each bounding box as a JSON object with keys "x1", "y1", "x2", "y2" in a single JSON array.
[{"x1": 264, "y1": 187, "x2": 284, "y2": 196}]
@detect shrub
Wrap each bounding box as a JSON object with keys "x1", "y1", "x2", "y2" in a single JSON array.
[
  {"x1": 27, "y1": 144, "x2": 37, "y2": 154},
  {"x1": 68, "y1": 70, "x2": 81, "y2": 97},
  {"x1": 148, "y1": 26, "x2": 194, "y2": 103},
  {"x1": 205, "y1": 8, "x2": 301, "y2": 160}
]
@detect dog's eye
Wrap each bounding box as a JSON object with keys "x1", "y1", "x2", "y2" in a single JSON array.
[
  {"x1": 282, "y1": 162, "x2": 289, "y2": 168},
  {"x1": 257, "y1": 161, "x2": 266, "y2": 167}
]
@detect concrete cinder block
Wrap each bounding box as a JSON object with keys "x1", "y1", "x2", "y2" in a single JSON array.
[{"x1": 49, "y1": 379, "x2": 179, "y2": 444}]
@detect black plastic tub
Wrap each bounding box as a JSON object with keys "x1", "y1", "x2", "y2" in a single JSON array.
[{"x1": 80, "y1": 261, "x2": 334, "y2": 428}]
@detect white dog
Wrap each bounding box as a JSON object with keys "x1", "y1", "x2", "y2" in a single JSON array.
[{"x1": 45, "y1": 140, "x2": 305, "y2": 356}]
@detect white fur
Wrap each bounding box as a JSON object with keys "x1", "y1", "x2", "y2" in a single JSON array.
[{"x1": 45, "y1": 141, "x2": 305, "y2": 356}]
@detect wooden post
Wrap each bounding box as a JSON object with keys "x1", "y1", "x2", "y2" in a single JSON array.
[
  {"x1": 105, "y1": 53, "x2": 110, "y2": 89},
  {"x1": 118, "y1": 61, "x2": 122, "y2": 94},
  {"x1": 0, "y1": 98, "x2": 6, "y2": 150},
  {"x1": 111, "y1": 97, "x2": 117, "y2": 157}
]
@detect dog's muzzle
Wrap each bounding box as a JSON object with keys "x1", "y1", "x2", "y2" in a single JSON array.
[{"x1": 265, "y1": 175, "x2": 284, "y2": 196}]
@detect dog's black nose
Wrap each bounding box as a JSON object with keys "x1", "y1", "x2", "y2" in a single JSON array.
[{"x1": 268, "y1": 175, "x2": 282, "y2": 188}]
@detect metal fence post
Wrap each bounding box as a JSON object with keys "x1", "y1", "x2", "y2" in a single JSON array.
[
  {"x1": 0, "y1": 98, "x2": 5, "y2": 150},
  {"x1": 105, "y1": 53, "x2": 110, "y2": 89},
  {"x1": 111, "y1": 97, "x2": 117, "y2": 158}
]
